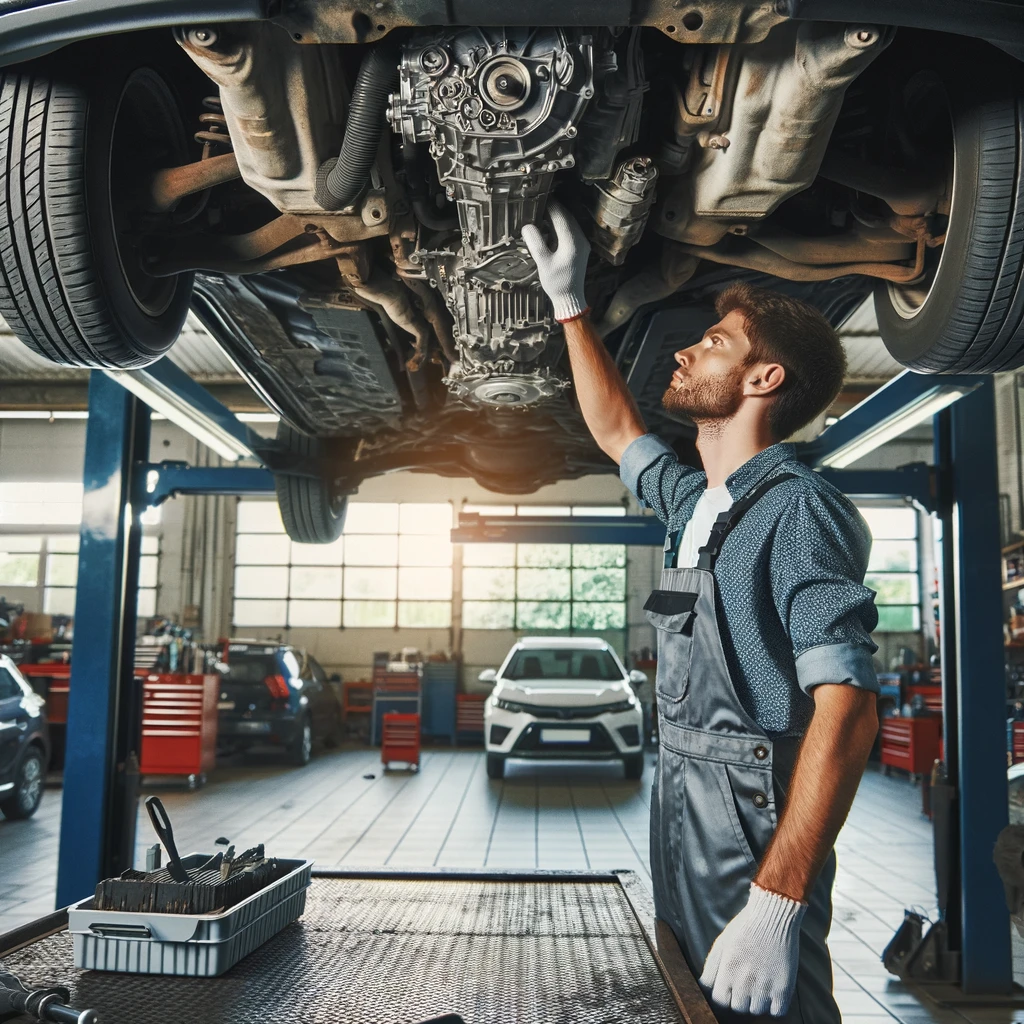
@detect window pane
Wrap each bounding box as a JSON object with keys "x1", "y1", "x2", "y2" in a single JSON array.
[
  {"x1": 139, "y1": 555, "x2": 158, "y2": 589},
  {"x1": 399, "y1": 503, "x2": 452, "y2": 534},
  {"x1": 517, "y1": 567, "x2": 571, "y2": 601},
  {"x1": 1, "y1": 536, "x2": 42, "y2": 552},
  {"x1": 233, "y1": 599, "x2": 288, "y2": 627},
  {"x1": 516, "y1": 602, "x2": 570, "y2": 630},
  {"x1": 517, "y1": 544, "x2": 571, "y2": 567},
  {"x1": 572, "y1": 506, "x2": 626, "y2": 517},
  {"x1": 399, "y1": 534, "x2": 452, "y2": 567},
  {"x1": 0, "y1": 553, "x2": 39, "y2": 586},
  {"x1": 344, "y1": 502, "x2": 399, "y2": 534},
  {"x1": 866, "y1": 572, "x2": 918, "y2": 605},
  {"x1": 573, "y1": 568, "x2": 626, "y2": 602},
  {"x1": 44, "y1": 587, "x2": 76, "y2": 615},
  {"x1": 860, "y1": 507, "x2": 916, "y2": 540},
  {"x1": 235, "y1": 566, "x2": 288, "y2": 595},
  {"x1": 867, "y1": 540, "x2": 917, "y2": 573},
  {"x1": 463, "y1": 601, "x2": 515, "y2": 629},
  {"x1": 344, "y1": 567, "x2": 397, "y2": 599},
  {"x1": 343, "y1": 535, "x2": 398, "y2": 566},
  {"x1": 875, "y1": 605, "x2": 920, "y2": 631},
  {"x1": 141, "y1": 535, "x2": 159, "y2": 555},
  {"x1": 343, "y1": 600, "x2": 395, "y2": 626},
  {"x1": 45, "y1": 553, "x2": 77, "y2": 587},
  {"x1": 463, "y1": 567, "x2": 515, "y2": 600},
  {"x1": 140, "y1": 506, "x2": 162, "y2": 527},
  {"x1": 518, "y1": 505, "x2": 571, "y2": 517},
  {"x1": 137, "y1": 589, "x2": 157, "y2": 618},
  {"x1": 41, "y1": 501, "x2": 82, "y2": 525},
  {"x1": 47, "y1": 535, "x2": 78, "y2": 553},
  {"x1": 399, "y1": 567, "x2": 452, "y2": 600},
  {"x1": 572, "y1": 602, "x2": 626, "y2": 630},
  {"x1": 236, "y1": 533, "x2": 291, "y2": 565},
  {"x1": 289, "y1": 600, "x2": 341, "y2": 628},
  {"x1": 572, "y1": 544, "x2": 626, "y2": 568},
  {"x1": 462, "y1": 543, "x2": 516, "y2": 567},
  {"x1": 290, "y1": 566, "x2": 342, "y2": 599},
  {"x1": 291, "y1": 538, "x2": 344, "y2": 565},
  {"x1": 237, "y1": 501, "x2": 284, "y2": 534},
  {"x1": 398, "y1": 601, "x2": 451, "y2": 627}
]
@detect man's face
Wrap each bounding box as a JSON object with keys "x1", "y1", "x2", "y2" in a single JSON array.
[{"x1": 662, "y1": 310, "x2": 753, "y2": 421}]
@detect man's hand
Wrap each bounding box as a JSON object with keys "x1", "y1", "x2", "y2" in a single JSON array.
[
  {"x1": 700, "y1": 883, "x2": 806, "y2": 1016},
  {"x1": 521, "y1": 199, "x2": 590, "y2": 323},
  {"x1": 521, "y1": 203, "x2": 645, "y2": 462}
]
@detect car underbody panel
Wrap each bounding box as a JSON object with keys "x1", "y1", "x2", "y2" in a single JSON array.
[{"x1": 0, "y1": 2, "x2": 1020, "y2": 493}]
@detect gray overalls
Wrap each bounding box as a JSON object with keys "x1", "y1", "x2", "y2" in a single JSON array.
[{"x1": 645, "y1": 473, "x2": 840, "y2": 1024}]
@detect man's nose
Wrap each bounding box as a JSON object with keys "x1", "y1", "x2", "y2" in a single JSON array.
[{"x1": 674, "y1": 348, "x2": 690, "y2": 368}]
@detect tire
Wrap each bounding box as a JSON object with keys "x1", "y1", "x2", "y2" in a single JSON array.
[
  {"x1": 274, "y1": 423, "x2": 349, "y2": 545},
  {"x1": 486, "y1": 753, "x2": 506, "y2": 780},
  {"x1": 287, "y1": 717, "x2": 313, "y2": 767},
  {"x1": 0, "y1": 62, "x2": 193, "y2": 368},
  {"x1": 0, "y1": 746, "x2": 45, "y2": 820},
  {"x1": 873, "y1": 62, "x2": 1024, "y2": 373},
  {"x1": 622, "y1": 752, "x2": 644, "y2": 780}
]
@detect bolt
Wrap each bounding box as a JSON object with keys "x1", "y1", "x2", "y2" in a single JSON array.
[{"x1": 845, "y1": 25, "x2": 880, "y2": 48}]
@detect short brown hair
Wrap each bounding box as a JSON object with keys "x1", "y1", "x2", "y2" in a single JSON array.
[{"x1": 714, "y1": 282, "x2": 846, "y2": 441}]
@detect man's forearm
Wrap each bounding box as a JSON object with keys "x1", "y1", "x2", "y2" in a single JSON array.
[
  {"x1": 562, "y1": 314, "x2": 647, "y2": 464},
  {"x1": 755, "y1": 685, "x2": 878, "y2": 902}
]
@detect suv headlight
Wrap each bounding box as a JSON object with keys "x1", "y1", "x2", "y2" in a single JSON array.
[
  {"x1": 605, "y1": 699, "x2": 636, "y2": 714},
  {"x1": 495, "y1": 698, "x2": 525, "y2": 713}
]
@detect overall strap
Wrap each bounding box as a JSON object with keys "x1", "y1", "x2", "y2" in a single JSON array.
[
  {"x1": 696, "y1": 472, "x2": 798, "y2": 572},
  {"x1": 664, "y1": 529, "x2": 681, "y2": 569}
]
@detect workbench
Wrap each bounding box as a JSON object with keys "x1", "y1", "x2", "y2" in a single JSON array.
[{"x1": 0, "y1": 870, "x2": 713, "y2": 1024}]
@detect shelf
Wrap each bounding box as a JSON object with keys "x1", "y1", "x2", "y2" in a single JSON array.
[
  {"x1": 1004, "y1": 541, "x2": 1024, "y2": 554},
  {"x1": 1005, "y1": 579, "x2": 1024, "y2": 590}
]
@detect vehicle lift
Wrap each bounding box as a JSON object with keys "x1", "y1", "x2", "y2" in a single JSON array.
[{"x1": 3, "y1": 353, "x2": 1009, "y2": 1006}]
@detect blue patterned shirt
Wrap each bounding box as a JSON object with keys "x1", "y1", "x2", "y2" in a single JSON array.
[{"x1": 621, "y1": 435, "x2": 879, "y2": 737}]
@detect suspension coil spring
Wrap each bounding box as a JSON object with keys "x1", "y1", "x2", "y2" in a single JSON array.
[{"x1": 195, "y1": 96, "x2": 231, "y2": 154}]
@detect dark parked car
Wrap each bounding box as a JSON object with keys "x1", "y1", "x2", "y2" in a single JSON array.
[
  {"x1": 212, "y1": 642, "x2": 341, "y2": 765},
  {"x1": 0, "y1": 654, "x2": 49, "y2": 819},
  {"x1": 1, "y1": 4, "x2": 1023, "y2": 541}
]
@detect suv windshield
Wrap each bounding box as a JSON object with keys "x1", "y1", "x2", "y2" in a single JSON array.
[{"x1": 503, "y1": 648, "x2": 622, "y2": 682}]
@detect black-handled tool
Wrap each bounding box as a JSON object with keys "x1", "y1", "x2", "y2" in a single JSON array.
[
  {"x1": 144, "y1": 796, "x2": 189, "y2": 883},
  {"x1": 0, "y1": 971, "x2": 98, "y2": 1024}
]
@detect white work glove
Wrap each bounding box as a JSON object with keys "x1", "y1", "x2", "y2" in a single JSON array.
[
  {"x1": 521, "y1": 199, "x2": 590, "y2": 323},
  {"x1": 699, "y1": 883, "x2": 807, "y2": 1017}
]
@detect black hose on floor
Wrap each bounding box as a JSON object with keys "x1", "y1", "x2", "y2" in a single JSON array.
[{"x1": 315, "y1": 46, "x2": 398, "y2": 211}]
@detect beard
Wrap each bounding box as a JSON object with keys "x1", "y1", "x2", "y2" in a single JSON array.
[{"x1": 661, "y1": 365, "x2": 746, "y2": 426}]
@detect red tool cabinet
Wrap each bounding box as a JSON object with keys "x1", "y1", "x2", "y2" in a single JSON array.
[
  {"x1": 880, "y1": 716, "x2": 941, "y2": 777},
  {"x1": 138, "y1": 672, "x2": 218, "y2": 785},
  {"x1": 381, "y1": 712, "x2": 420, "y2": 770}
]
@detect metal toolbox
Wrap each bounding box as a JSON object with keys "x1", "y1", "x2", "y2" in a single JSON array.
[{"x1": 67, "y1": 855, "x2": 312, "y2": 976}]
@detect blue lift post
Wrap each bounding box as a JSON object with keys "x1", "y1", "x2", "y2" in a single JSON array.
[
  {"x1": 946, "y1": 378, "x2": 1012, "y2": 993},
  {"x1": 56, "y1": 373, "x2": 150, "y2": 908}
]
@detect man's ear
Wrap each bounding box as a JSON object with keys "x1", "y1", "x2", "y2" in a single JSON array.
[{"x1": 744, "y1": 362, "x2": 786, "y2": 397}]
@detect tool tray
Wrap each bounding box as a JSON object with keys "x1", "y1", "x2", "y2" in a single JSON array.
[
  {"x1": 95, "y1": 856, "x2": 282, "y2": 915},
  {"x1": 68, "y1": 855, "x2": 313, "y2": 976}
]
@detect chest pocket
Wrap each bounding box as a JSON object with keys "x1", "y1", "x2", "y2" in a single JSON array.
[{"x1": 645, "y1": 590, "x2": 697, "y2": 703}]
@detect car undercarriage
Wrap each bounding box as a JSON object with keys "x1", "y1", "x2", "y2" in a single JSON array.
[{"x1": 1, "y1": 1, "x2": 1023, "y2": 538}]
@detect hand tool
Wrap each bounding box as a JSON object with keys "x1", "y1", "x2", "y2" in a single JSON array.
[
  {"x1": 144, "y1": 796, "x2": 189, "y2": 883},
  {"x1": 0, "y1": 971, "x2": 98, "y2": 1024}
]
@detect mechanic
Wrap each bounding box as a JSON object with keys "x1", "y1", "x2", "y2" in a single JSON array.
[{"x1": 523, "y1": 202, "x2": 880, "y2": 1024}]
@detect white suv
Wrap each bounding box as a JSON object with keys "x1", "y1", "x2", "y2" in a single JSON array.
[{"x1": 482, "y1": 637, "x2": 646, "y2": 781}]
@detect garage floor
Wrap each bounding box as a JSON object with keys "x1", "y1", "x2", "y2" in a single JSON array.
[{"x1": 0, "y1": 749, "x2": 1017, "y2": 1024}]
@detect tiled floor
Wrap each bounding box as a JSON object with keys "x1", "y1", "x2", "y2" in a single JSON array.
[{"x1": 0, "y1": 749, "x2": 1017, "y2": 1023}]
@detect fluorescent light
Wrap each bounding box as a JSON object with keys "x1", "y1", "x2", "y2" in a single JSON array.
[
  {"x1": 104, "y1": 369, "x2": 254, "y2": 462},
  {"x1": 819, "y1": 385, "x2": 975, "y2": 468},
  {"x1": 236, "y1": 412, "x2": 280, "y2": 424},
  {"x1": 0, "y1": 410, "x2": 89, "y2": 420}
]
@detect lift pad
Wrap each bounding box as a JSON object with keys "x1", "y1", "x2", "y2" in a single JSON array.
[{"x1": 0, "y1": 870, "x2": 713, "y2": 1024}]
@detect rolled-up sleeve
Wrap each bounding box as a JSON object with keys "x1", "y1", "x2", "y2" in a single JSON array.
[
  {"x1": 619, "y1": 433, "x2": 703, "y2": 523},
  {"x1": 771, "y1": 487, "x2": 879, "y2": 694}
]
